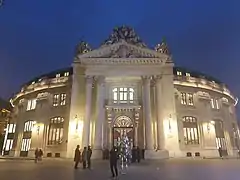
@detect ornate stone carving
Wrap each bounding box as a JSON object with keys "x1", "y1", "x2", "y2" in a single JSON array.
[
  {"x1": 155, "y1": 39, "x2": 171, "y2": 55},
  {"x1": 75, "y1": 41, "x2": 92, "y2": 55},
  {"x1": 37, "y1": 92, "x2": 49, "y2": 100},
  {"x1": 197, "y1": 91, "x2": 210, "y2": 100},
  {"x1": 221, "y1": 97, "x2": 229, "y2": 105},
  {"x1": 102, "y1": 26, "x2": 147, "y2": 48}
]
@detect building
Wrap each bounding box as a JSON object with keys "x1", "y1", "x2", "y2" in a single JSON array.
[
  {"x1": 3, "y1": 26, "x2": 240, "y2": 159},
  {"x1": 0, "y1": 98, "x2": 12, "y2": 153}
]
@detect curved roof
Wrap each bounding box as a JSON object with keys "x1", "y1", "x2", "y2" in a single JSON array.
[
  {"x1": 0, "y1": 97, "x2": 12, "y2": 111},
  {"x1": 23, "y1": 67, "x2": 73, "y2": 87},
  {"x1": 21, "y1": 66, "x2": 223, "y2": 87},
  {"x1": 173, "y1": 66, "x2": 223, "y2": 84}
]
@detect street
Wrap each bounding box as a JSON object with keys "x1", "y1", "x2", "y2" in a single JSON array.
[{"x1": 0, "y1": 159, "x2": 240, "y2": 180}]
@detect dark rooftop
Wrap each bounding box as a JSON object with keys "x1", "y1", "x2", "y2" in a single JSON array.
[
  {"x1": 0, "y1": 97, "x2": 12, "y2": 111},
  {"x1": 173, "y1": 66, "x2": 223, "y2": 84}
]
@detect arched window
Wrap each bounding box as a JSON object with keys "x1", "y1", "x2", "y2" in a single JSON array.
[
  {"x1": 182, "y1": 116, "x2": 199, "y2": 145},
  {"x1": 48, "y1": 117, "x2": 64, "y2": 145}
]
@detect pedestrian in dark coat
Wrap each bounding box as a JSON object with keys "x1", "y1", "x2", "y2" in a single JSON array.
[
  {"x1": 109, "y1": 146, "x2": 118, "y2": 178},
  {"x1": 35, "y1": 148, "x2": 39, "y2": 163},
  {"x1": 136, "y1": 146, "x2": 141, "y2": 163},
  {"x1": 82, "y1": 147, "x2": 87, "y2": 169},
  {"x1": 74, "y1": 145, "x2": 81, "y2": 169},
  {"x1": 87, "y1": 146, "x2": 92, "y2": 169}
]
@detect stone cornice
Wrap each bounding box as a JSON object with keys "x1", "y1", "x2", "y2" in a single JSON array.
[
  {"x1": 76, "y1": 58, "x2": 166, "y2": 66},
  {"x1": 77, "y1": 41, "x2": 169, "y2": 59}
]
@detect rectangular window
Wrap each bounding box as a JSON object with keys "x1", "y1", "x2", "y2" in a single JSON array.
[
  {"x1": 48, "y1": 118, "x2": 64, "y2": 145},
  {"x1": 188, "y1": 93, "x2": 194, "y2": 106},
  {"x1": 186, "y1": 73, "x2": 191, "y2": 77},
  {"x1": 64, "y1": 72, "x2": 69, "y2": 77},
  {"x1": 53, "y1": 94, "x2": 59, "y2": 106},
  {"x1": 56, "y1": 74, "x2": 60, "y2": 78},
  {"x1": 60, "y1": 94, "x2": 66, "y2": 106},
  {"x1": 112, "y1": 87, "x2": 135, "y2": 104},
  {"x1": 21, "y1": 139, "x2": 31, "y2": 151},
  {"x1": 8, "y1": 124, "x2": 16, "y2": 133},
  {"x1": 181, "y1": 92, "x2": 194, "y2": 106},
  {"x1": 5, "y1": 139, "x2": 13, "y2": 151},
  {"x1": 181, "y1": 92, "x2": 187, "y2": 105},
  {"x1": 26, "y1": 99, "x2": 37, "y2": 111},
  {"x1": 177, "y1": 71, "x2": 182, "y2": 76},
  {"x1": 210, "y1": 98, "x2": 220, "y2": 109},
  {"x1": 182, "y1": 116, "x2": 199, "y2": 145}
]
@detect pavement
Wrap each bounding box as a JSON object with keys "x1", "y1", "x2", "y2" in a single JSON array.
[{"x1": 0, "y1": 158, "x2": 240, "y2": 180}]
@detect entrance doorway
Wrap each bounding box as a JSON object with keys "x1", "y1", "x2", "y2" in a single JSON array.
[{"x1": 112, "y1": 116, "x2": 134, "y2": 148}]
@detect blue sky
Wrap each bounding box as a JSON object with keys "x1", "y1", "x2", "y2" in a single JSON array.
[{"x1": 0, "y1": 0, "x2": 240, "y2": 114}]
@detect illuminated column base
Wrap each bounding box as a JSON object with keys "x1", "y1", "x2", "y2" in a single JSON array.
[
  {"x1": 91, "y1": 149, "x2": 103, "y2": 159},
  {"x1": 144, "y1": 149, "x2": 169, "y2": 159}
]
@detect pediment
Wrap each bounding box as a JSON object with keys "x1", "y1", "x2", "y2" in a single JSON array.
[{"x1": 76, "y1": 41, "x2": 169, "y2": 59}]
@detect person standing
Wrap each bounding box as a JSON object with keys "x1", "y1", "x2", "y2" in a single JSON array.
[
  {"x1": 136, "y1": 146, "x2": 141, "y2": 163},
  {"x1": 74, "y1": 145, "x2": 81, "y2": 169},
  {"x1": 82, "y1": 147, "x2": 87, "y2": 169},
  {"x1": 87, "y1": 146, "x2": 92, "y2": 169},
  {"x1": 218, "y1": 147, "x2": 223, "y2": 159},
  {"x1": 110, "y1": 146, "x2": 118, "y2": 178},
  {"x1": 34, "y1": 148, "x2": 39, "y2": 163},
  {"x1": 38, "y1": 149, "x2": 43, "y2": 161}
]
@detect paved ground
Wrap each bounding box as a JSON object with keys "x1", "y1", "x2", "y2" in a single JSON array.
[{"x1": 0, "y1": 159, "x2": 240, "y2": 180}]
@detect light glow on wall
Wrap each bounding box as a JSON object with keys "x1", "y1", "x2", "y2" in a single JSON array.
[{"x1": 69, "y1": 116, "x2": 83, "y2": 137}]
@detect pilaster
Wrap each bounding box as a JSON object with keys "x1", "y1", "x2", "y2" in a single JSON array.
[
  {"x1": 92, "y1": 76, "x2": 106, "y2": 158},
  {"x1": 82, "y1": 76, "x2": 94, "y2": 148}
]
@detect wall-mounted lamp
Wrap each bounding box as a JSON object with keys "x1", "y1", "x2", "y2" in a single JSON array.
[
  {"x1": 168, "y1": 114, "x2": 172, "y2": 133},
  {"x1": 207, "y1": 121, "x2": 215, "y2": 133},
  {"x1": 73, "y1": 115, "x2": 83, "y2": 134}
]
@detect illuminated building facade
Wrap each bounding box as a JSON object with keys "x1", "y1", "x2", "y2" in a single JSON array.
[
  {"x1": 0, "y1": 98, "x2": 12, "y2": 154},
  {"x1": 4, "y1": 26, "x2": 240, "y2": 159}
]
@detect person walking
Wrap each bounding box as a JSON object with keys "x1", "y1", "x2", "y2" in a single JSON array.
[
  {"x1": 110, "y1": 146, "x2": 118, "y2": 179},
  {"x1": 74, "y1": 145, "x2": 81, "y2": 169},
  {"x1": 82, "y1": 147, "x2": 87, "y2": 169}
]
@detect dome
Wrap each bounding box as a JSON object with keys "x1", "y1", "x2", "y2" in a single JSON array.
[{"x1": 102, "y1": 25, "x2": 147, "y2": 48}]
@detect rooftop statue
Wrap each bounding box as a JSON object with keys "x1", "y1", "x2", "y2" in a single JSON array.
[
  {"x1": 75, "y1": 41, "x2": 92, "y2": 55},
  {"x1": 102, "y1": 25, "x2": 147, "y2": 48},
  {"x1": 155, "y1": 38, "x2": 171, "y2": 55}
]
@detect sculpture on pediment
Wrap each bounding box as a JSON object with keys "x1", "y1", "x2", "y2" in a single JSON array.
[
  {"x1": 155, "y1": 38, "x2": 171, "y2": 55},
  {"x1": 109, "y1": 45, "x2": 142, "y2": 58},
  {"x1": 75, "y1": 41, "x2": 92, "y2": 55},
  {"x1": 102, "y1": 25, "x2": 147, "y2": 48}
]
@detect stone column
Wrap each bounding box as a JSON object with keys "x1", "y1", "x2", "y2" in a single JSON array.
[
  {"x1": 134, "y1": 124, "x2": 138, "y2": 146},
  {"x1": 142, "y1": 76, "x2": 154, "y2": 150},
  {"x1": 93, "y1": 76, "x2": 106, "y2": 158},
  {"x1": 109, "y1": 124, "x2": 113, "y2": 149},
  {"x1": 156, "y1": 76, "x2": 165, "y2": 149},
  {"x1": 82, "y1": 76, "x2": 93, "y2": 147}
]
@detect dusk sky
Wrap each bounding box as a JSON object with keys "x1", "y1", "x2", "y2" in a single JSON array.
[{"x1": 0, "y1": 1, "x2": 240, "y2": 114}]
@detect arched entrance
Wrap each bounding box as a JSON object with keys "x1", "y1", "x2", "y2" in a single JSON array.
[{"x1": 112, "y1": 116, "x2": 134, "y2": 148}]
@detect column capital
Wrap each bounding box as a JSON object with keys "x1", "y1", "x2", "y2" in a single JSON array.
[
  {"x1": 94, "y1": 76, "x2": 105, "y2": 85},
  {"x1": 85, "y1": 75, "x2": 94, "y2": 83},
  {"x1": 153, "y1": 75, "x2": 162, "y2": 80},
  {"x1": 141, "y1": 75, "x2": 152, "y2": 80}
]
